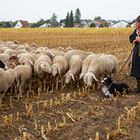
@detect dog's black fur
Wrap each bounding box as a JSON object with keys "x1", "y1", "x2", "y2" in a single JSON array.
[{"x1": 101, "y1": 77, "x2": 130, "y2": 97}]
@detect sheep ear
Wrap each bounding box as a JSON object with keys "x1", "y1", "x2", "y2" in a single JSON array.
[
  {"x1": 70, "y1": 74, "x2": 75, "y2": 81},
  {"x1": 92, "y1": 74, "x2": 98, "y2": 82},
  {"x1": 5, "y1": 65, "x2": 8, "y2": 70},
  {"x1": 40, "y1": 63, "x2": 45, "y2": 69},
  {"x1": 80, "y1": 73, "x2": 84, "y2": 80},
  {"x1": 57, "y1": 67, "x2": 61, "y2": 75},
  {"x1": 29, "y1": 60, "x2": 33, "y2": 66}
]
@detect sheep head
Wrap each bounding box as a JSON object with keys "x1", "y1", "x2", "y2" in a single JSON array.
[
  {"x1": 52, "y1": 64, "x2": 61, "y2": 77},
  {"x1": 65, "y1": 73, "x2": 75, "y2": 84},
  {"x1": 40, "y1": 62, "x2": 52, "y2": 74},
  {"x1": 84, "y1": 72, "x2": 98, "y2": 87},
  {"x1": 5, "y1": 62, "x2": 16, "y2": 69}
]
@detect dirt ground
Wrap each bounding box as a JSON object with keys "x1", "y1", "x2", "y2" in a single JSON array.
[
  {"x1": 0, "y1": 78, "x2": 139, "y2": 140},
  {"x1": 0, "y1": 28, "x2": 139, "y2": 140}
]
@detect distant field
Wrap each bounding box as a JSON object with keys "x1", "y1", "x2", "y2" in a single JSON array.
[{"x1": 0, "y1": 28, "x2": 133, "y2": 49}]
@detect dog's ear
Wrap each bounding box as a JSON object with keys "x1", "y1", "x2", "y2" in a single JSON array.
[{"x1": 107, "y1": 74, "x2": 112, "y2": 79}]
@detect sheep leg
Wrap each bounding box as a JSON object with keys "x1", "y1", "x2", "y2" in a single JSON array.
[
  {"x1": 43, "y1": 79, "x2": 47, "y2": 92},
  {"x1": 76, "y1": 79, "x2": 80, "y2": 89},
  {"x1": 95, "y1": 82, "x2": 98, "y2": 90},
  {"x1": 51, "y1": 84, "x2": 54, "y2": 93},
  {"x1": 19, "y1": 86, "x2": 22, "y2": 98},
  {"x1": 55, "y1": 77, "x2": 59, "y2": 90},
  {"x1": 29, "y1": 81, "x2": 32, "y2": 93},
  {"x1": 14, "y1": 82, "x2": 18, "y2": 97},
  {"x1": 61, "y1": 77, "x2": 64, "y2": 89},
  {"x1": 39, "y1": 79, "x2": 42, "y2": 91},
  {"x1": 10, "y1": 86, "x2": 13, "y2": 96},
  {"x1": 19, "y1": 80, "x2": 25, "y2": 98}
]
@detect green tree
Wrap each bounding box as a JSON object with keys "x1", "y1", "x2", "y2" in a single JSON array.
[
  {"x1": 65, "y1": 12, "x2": 70, "y2": 27},
  {"x1": 90, "y1": 23, "x2": 96, "y2": 28},
  {"x1": 70, "y1": 11, "x2": 74, "y2": 27},
  {"x1": 50, "y1": 13, "x2": 58, "y2": 27},
  {"x1": 31, "y1": 19, "x2": 45, "y2": 28},
  {"x1": 74, "y1": 8, "x2": 81, "y2": 24},
  {"x1": 4, "y1": 21, "x2": 11, "y2": 28},
  {"x1": 94, "y1": 16, "x2": 101, "y2": 20}
]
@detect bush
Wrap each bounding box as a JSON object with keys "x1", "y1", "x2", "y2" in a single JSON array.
[{"x1": 90, "y1": 23, "x2": 96, "y2": 28}]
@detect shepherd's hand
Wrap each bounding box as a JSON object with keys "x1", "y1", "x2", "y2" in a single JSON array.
[{"x1": 135, "y1": 36, "x2": 140, "y2": 42}]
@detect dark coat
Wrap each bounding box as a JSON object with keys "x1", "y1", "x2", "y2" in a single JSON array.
[
  {"x1": 129, "y1": 29, "x2": 140, "y2": 78},
  {"x1": 0, "y1": 60, "x2": 5, "y2": 69}
]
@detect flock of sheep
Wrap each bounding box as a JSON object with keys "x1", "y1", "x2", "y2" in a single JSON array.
[{"x1": 0, "y1": 40, "x2": 118, "y2": 100}]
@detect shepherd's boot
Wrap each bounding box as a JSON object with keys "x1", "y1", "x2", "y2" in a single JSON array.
[{"x1": 133, "y1": 78, "x2": 140, "y2": 93}]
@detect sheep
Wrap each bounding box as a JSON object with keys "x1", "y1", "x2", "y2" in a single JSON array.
[
  {"x1": 5, "y1": 61, "x2": 16, "y2": 69},
  {"x1": 4, "y1": 48, "x2": 16, "y2": 57},
  {"x1": 0, "y1": 53, "x2": 10, "y2": 62},
  {"x1": 9, "y1": 56, "x2": 20, "y2": 66},
  {"x1": 0, "y1": 68, "x2": 16, "y2": 99},
  {"x1": 65, "y1": 49, "x2": 92, "y2": 61},
  {"x1": 0, "y1": 46, "x2": 10, "y2": 52},
  {"x1": 15, "y1": 44, "x2": 32, "y2": 52},
  {"x1": 18, "y1": 52, "x2": 37, "y2": 65},
  {"x1": 65, "y1": 55, "x2": 82, "y2": 84},
  {"x1": 34, "y1": 55, "x2": 52, "y2": 91},
  {"x1": 65, "y1": 47, "x2": 73, "y2": 52},
  {"x1": 5, "y1": 69, "x2": 17, "y2": 94},
  {"x1": 80, "y1": 54, "x2": 97, "y2": 80},
  {"x1": 50, "y1": 50, "x2": 65, "y2": 57},
  {"x1": 52, "y1": 55, "x2": 68, "y2": 77},
  {"x1": 52, "y1": 55, "x2": 68, "y2": 90},
  {"x1": 84, "y1": 54, "x2": 118, "y2": 89},
  {"x1": 14, "y1": 60, "x2": 33, "y2": 96},
  {"x1": 34, "y1": 49, "x2": 53, "y2": 60}
]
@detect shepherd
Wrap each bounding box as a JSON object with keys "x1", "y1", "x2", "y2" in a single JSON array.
[{"x1": 129, "y1": 15, "x2": 140, "y2": 93}]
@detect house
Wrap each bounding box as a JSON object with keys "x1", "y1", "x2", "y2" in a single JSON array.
[
  {"x1": 88, "y1": 19, "x2": 109, "y2": 28},
  {"x1": 14, "y1": 20, "x2": 30, "y2": 28},
  {"x1": 80, "y1": 19, "x2": 92, "y2": 28},
  {"x1": 110, "y1": 20, "x2": 129, "y2": 28},
  {"x1": 39, "y1": 23, "x2": 52, "y2": 28},
  {"x1": 59, "y1": 19, "x2": 66, "y2": 27}
]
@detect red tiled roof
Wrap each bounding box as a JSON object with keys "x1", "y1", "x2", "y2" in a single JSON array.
[{"x1": 20, "y1": 20, "x2": 30, "y2": 27}]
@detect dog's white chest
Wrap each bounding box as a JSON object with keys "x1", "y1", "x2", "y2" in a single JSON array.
[{"x1": 101, "y1": 86, "x2": 113, "y2": 97}]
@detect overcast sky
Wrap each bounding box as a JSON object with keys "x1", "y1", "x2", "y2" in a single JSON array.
[{"x1": 0, "y1": 0, "x2": 139, "y2": 22}]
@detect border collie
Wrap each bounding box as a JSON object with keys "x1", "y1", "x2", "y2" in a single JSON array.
[{"x1": 101, "y1": 77, "x2": 130, "y2": 98}]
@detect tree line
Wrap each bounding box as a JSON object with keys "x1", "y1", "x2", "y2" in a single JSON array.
[{"x1": 0, "y1": 8, "x2": 110, "y2": 28}]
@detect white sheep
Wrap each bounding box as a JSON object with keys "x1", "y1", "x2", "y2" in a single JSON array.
[
  {"x1": 34, "y1": 55, "x2": 52, "y2": 91},
  {"x1": 84, "y1": 54, "x2": 118, "y2": 88},
  {"x1": 14, "y1": 60, "x2": 33, "y2": 96},
  {"x1": 52, "y1": 55, "x2": 68, "y2": 77},
  {"x1": 65, "y1": 55, "x2": 82, "y2": 84},
  {"x1": 50, "y1": 50, "x2": 65, "y2": 57},
  {"x1": 65, "y1": 49, "x2": 92, "y2": 61},
  {"x1": 0, "y1": 53, "x2": 10, "y2": 62},
  {"x1": 18, "y1": 52, "x2": 37, "y2": 65},
  {"x1": 52, "y1": 55, "x2": 68, "y2": 90},
  {"x1": 80, "y1": 54, "x2": 97, "y2": 80},
  {"x1": 0, "y1": 68, "x2": 16, "y2": 99}
]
